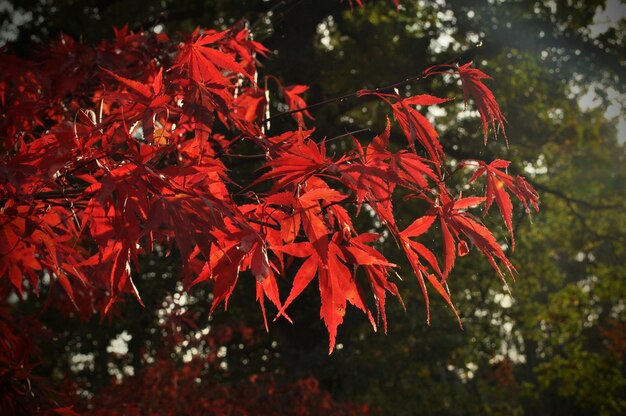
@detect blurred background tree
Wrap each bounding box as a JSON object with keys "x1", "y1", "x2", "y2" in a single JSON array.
[{"x1": 2, "y1": 0, "x2": 624, "y2": 414}]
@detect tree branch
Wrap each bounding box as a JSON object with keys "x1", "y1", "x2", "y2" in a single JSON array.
[
  {"x1": 260, "y1": 43, "x2": 484, "y2": 125},
  {"x1": 529, "y1": 182, "x2": 623, "y2": 211}
]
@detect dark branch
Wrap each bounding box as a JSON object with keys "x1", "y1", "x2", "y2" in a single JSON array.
[
  {"x1": 260, "y1": 43, "x2": 484, "y2": 125},
  {"x1": 530, "y1": 182, "x2": 624, "y2": 211}
]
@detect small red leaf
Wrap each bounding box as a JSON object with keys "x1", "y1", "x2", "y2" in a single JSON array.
[
  {"x1": 251, "y1": 242, "x2": 270, "y2": 282},
  {"x1": 276, "y1": 256, "x2": 318, "y2": 319},
  {"x1": 458, "y1": 240, "x2": 469, "y2": 256},
  {"x1": 101, "y1": 67, "x2": 152, "y2": 98},
  {"x1": 401, "y1": 214, "x2": 436, "y2": 238},
  {"x1": 425, "y1": 273, "x2": 462, "y2": 327}
]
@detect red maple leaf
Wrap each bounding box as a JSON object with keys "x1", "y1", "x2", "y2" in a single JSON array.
[
  {"x1": 172, "y1": 29, "x2": 251, "y2": 86},
  {"x1": 465, "y1": 159, "x2": 540, "y2": 250},
  {"x1": 357, "y1": 90, "x2": 452, "y2": 168},
  {"x1": 425, "y1": 61, "x2": 507, "y2": 144}
]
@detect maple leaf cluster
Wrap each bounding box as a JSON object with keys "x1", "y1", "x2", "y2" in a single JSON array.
[{"x1": 0, "y1": 18, "x2": 538, "y2": 370}]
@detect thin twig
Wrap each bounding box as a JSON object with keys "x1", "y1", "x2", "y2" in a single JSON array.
[
  {"x1": 249, "y1": 0, "x2": 307, "y2": 34},
  {"x1": 260, "y1": 43, "x2": 484, "y2": 125},
  {"x1": 246, "y1": 216, "x2": 281, "y2": 231},
  {"x1": 530, "y1": 181, "x2": 623, "y2": 211},
  {"x1": 324, "y1": 127, "x2": 371, "y2": 143},
  {"x1": 223, "y1": 127, "x2": 371, "y2": 160}
]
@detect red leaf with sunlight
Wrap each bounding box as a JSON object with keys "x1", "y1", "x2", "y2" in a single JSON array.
[
  {"x1": 465, "y1": 159, "x2": 540, "y2": 250},
  {"x1": 172, "y1": 29, "x2": 251, "y2": 86},
  {"x1": 357, "y1": 90, "x2": 452, "y2": 168},
  {"x1": 433, "y1": 191, "x2": 516, "y2": 286},
  {"x1": 425, "y1": 61, "x2": 507, "y2": 144},
  {"x1": 282, "y1": 84, "x2": 314, "y2": 126}
]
